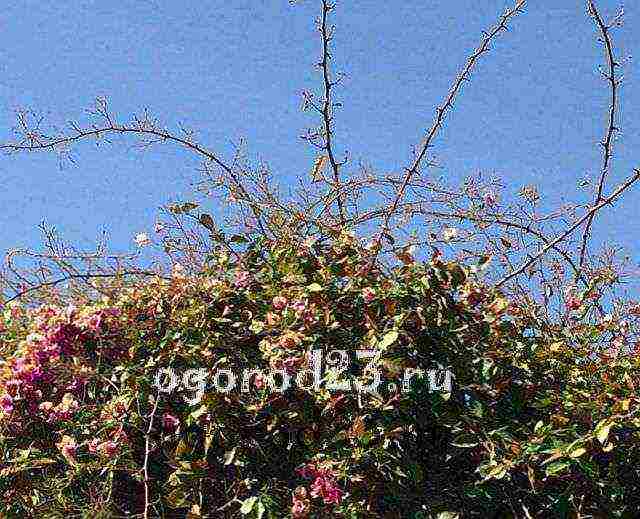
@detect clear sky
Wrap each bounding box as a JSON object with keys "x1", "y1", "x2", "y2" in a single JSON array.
[{"x1": 0, "y1": 1, "x2": 638, "y2": 288}]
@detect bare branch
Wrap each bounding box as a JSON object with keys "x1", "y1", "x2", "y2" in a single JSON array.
[
  {"x1": 3, "y1": 111, "x2": 231, "y2": 174},
  {"x1": 143, "y1": 392, "x2": 160, "y2": 519},
  {"x1": 2, "y1": 270, "x2": 169, "y2": 305},
  {"x1": 317, "y1": 0, "x2": 346, "y2": 224},
  {"x1": 1, "y1": 101, "x2": 272, "y2": 237},
  {"x1": 497, "y1": 169, "x2": 640, "y2": 288},
  {"x1": 372, "y1": 0, "x2": 527, "y2": 255},
  {"x1": 578, "y1": 1, "x2": 622, "y2": 268}
]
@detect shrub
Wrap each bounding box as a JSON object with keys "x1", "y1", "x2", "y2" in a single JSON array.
[{"x1": 1, "y1": 232, "x2": 639, "y2": 518}]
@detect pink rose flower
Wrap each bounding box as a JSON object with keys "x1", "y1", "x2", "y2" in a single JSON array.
[
  {"x1": 234, "y1": 270, "x2": 252, "y2": 288},
  {"x1": 0, "y1": 394, "x2": 14, "y2": 414},
  {"x1": 309, "y1": 475, "x2": 343, "y2": 505},
  {"x1": 292, "y1": 300, "x2": 306, "y2": 315},
  {"x1": 98, "y1": 440, "x2": 119, "y2": 457},
  {"x1": 362, "y1": 287, "x2": 376, "y2": 303},
  {"x1": 87, "y1": 313, "x2": 102, "y2": 332},
  {"x1": 88, "y1": 438, "x2": 101, "y2": 454},
  {"x1": 272, "y1": 296, "x2": 288, "y2": 311}
]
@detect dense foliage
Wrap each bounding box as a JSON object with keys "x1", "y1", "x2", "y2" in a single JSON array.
[{"x1": 0, "y1": 231, "x2": 639, "y2": 518}]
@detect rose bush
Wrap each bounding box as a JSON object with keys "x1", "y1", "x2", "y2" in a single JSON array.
[{"x1": 1, "y1": 231, "x2": 640, "y2": 518}]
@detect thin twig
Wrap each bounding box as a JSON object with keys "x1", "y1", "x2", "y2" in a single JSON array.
[
  {"x1": 2, "y1": 270, "x2": 169, "y2": 304},
  {"x1": 2, "y1": 107, "x2": 269, "y2": 236},
  {"x1": 372, "y1": 0, "x2": 527, "y2": 256},
  {"x1": 2, "y1": 122, "x2": 232, "y2": 174},
  {"x1": 497, "y1": 169, "x2": 640, "y2": 288},
  {"x1": 318, "y1": 0, "x2": 347, "y2": 224},
  {"x1": 579, "y1": 0, "x2": 621, "y2": 268},
  {"x1": 143, "y1": 391, "x2": 161, "y2": 519}
]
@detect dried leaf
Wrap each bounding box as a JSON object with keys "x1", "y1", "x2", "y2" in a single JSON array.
[{"x1": 311, "y1": 155, "x2": 328, "y2": 182}]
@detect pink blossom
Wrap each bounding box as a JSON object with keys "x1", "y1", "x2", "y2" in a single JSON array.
[
  {"x1": 102, "y1": 307, "x2": 121, "y2": 318},
  {"x1": 483, "y1": 191, "x2": 499, "y2": 207},
  {"x1": 273, "y1": 356, "x2": 302, "y2": 375},
  {"x1": 39, "y1": 401, "x2": 54, "y2": 413},
  {"x1": 87, "y1": 313, "x2": 102, "y2": 332},
  {"x1": 309, "y1": 475, "x2": 343, "y2": 505},
  {"x1": 65, "y1": 305, "x2": 77, "y2": 321},
  {"x1": 97, "y1": 440, "x2": 119, "y2": 457},
  {"x1": 302, "y1": 308, "x2": 317, "y2": 326},
  {"x1": 566, "y1": 296, "x2": 582, "y2": 311},
  {"x1": 0, "y1": 394, "x2": 14, "y2": 414},
  {"x1": 362, "y1": 287, "x2": 376, "y2": 303},
  {"x1": 234, "y1": 270, "x2": 252, "y2": 288},
  {"x1": 292, "y1": 300, "x2": 307, "y2": 315},
  {"x1": 61, "y1": 443, "x2": 77, "y2": 461},
  {"x1": 272, "y1": 296, "x2": 288, "y2": 311},
  {"x1": 66, "y1": 376, "x2": 87, "y2": 392},
  {"x1": 134, "y1": 232, "x2": 151, "y2": 247},
  {"x1": 57, "y1": 436, "x2": 78, "y2": 463},
  {"x1": 292, "y1": 486, "x2": 310, "y2": 518},
  {"x1": 88, "y1": 438, "x2": 101, "y2": 454}
]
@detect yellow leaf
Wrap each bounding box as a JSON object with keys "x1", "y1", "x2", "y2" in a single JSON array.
[
  {"x1": 569, "y1": 447, "x2": 587, "y2": 458},
  {"x1": 379, "y1": 330, "x2": 399, "y2": 349},
  {"x1": 61, "y1": 393, "x2": 75, "y2": 406},
  {"x1": 486, "y1": 463, "x2": 507, "y2": 480},
  {"x1": 542, "y1": 450, "x2": 563, "y2": 465},
  {"x1": 595, "y1": 419, "x2": 614, "y2": 444},
  {"x1": 349, "y1": 416, "x2": 366, "y2": 439},
  {"x1": 488, "y1": 297, "x2": 509, "y2": 315},
  {"x1": 311, "y1": 155, "x2": 328, "y2": 182},
  {"x1": 527, "y1": 465, "x2": 535, "y2": 490},
  {"x1": 549, "y1": 342, "x2": 563, "y2": 352}
]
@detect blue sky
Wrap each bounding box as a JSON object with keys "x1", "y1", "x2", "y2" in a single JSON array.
[{"x1": 0, "y1": 1, "x2": 638, "y2": 286}]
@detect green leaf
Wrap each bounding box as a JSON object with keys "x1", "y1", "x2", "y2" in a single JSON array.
[
  {"x1": 240, "y1": 496, "x2": 257, "y2": 515},
  {"x1": 256, "y1": 500, "x2": 266, "y2": 519},
  {"x1": 249, "y1": 320, "x2": 265, "y2": 334},
  {"x1": 166, "y1": 488, "x2": 188, "y2": 508},
  {"x1": 545, "y1": 460, "x2": 570, "y2": 476}
]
